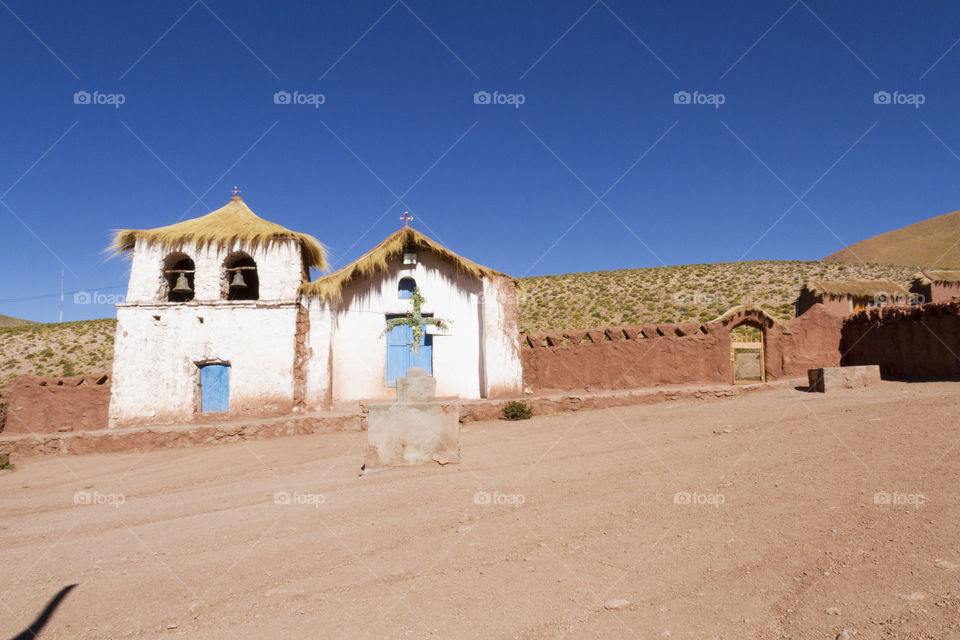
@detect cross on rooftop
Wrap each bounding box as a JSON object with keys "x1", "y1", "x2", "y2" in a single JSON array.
[
  {"x1": 401, "y1": 211, "x2": 413, "y2": 227},
  {"x1": 231, "y1": 186, "x2": 242, "y2": 199}
]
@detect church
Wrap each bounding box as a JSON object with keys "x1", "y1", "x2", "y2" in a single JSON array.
[{"x1": 107, "y1": 193, "x2": 523, "y2": 427}]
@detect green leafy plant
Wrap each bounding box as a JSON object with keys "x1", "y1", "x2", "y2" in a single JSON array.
[
  {"x1": 502, "y1": 400, "x2": 532, "y2": 421},
  {"x1": 382, "y1": 288, "x2": 449, "y2": 353}
]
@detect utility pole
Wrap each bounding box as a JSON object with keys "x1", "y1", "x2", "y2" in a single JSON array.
[{"x1": 59, "y1": 269, "x2": 64, "y2": 323}]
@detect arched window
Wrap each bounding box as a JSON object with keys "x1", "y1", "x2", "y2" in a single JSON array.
[
  {"x1": 398, "y1": 277, "x2": 416, "y2": 299},
  {"x1": 163, "y1": 253, "x2": 195, "y2": 302},
  {"x1": 223, "y1": 252, "x2": 259, "y2": 301}
]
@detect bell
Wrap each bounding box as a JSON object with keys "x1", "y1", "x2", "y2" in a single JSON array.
[
  {"x1": 229, "y1": 270, "x2": 246, "y2": 290},
  {"x1": 172, "y1": 273, "x2": 192, "y2": 294}
]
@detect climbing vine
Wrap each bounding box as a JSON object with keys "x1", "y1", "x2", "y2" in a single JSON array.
[{"x1": 383, "y1": 288, "x2": 449, "y2": 352}]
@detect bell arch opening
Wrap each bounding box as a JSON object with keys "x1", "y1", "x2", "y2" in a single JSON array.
[
  {"x1": 162, "y1": 252, "x2": 195, "y2": 303},
  {"x1": 223, "y1": 252, "x2": 259, "y2": 301}
]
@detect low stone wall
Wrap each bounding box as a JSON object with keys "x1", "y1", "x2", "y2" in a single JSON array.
[
  {"x1": 520, "y1": 305, "x2": 843, "y2": 392},
  {"x1": 841, "y1": 302, "x2": 960, "y2": 379},
  {"x1": 0, "y1": 374, "x2": 111, "y2": 435}
]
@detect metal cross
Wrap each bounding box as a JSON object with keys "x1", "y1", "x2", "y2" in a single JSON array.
[
  {"x1": 400, "y1": 211, "x2": 413, "y2": 227},
  {"x1": 232, "y1": 186, "x2": 242, "y2": 198}
]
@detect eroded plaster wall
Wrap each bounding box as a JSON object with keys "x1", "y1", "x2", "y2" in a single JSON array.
[{"x1": 481, "y1": 275, "x2": 524, "y2": 397}]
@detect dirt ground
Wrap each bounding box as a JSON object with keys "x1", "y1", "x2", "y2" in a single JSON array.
[{"x1": 2, "y1": 381, "x2": 959, "y2": 639}]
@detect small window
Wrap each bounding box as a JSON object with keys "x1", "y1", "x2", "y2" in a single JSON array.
[
  {"x1": 163, "y1": 252, "x2": 195, "y2": 302},
  {"x1": 398, "y1": 277, "x2": 416, "y2": 299},
  {"x1": 223, "y1": 252, "x2": 259, "y2": 301}
]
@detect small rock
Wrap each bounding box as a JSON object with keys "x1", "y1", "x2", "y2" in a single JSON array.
[
  {"x1": 166, "y1": 624, "x2": 178, "y2": 630},
  {"x1": 825, "y1": 607, "x2": 841, "y2": 615},
  {"x1": 604, "y1": 599, "x2": 631, "y2": 610},
  {"x1": 836, "y1": 629, "x2": 856, "y2": 640},
  {"x1": 935, "y1": 558, "x2": 958, "y2": 570}
]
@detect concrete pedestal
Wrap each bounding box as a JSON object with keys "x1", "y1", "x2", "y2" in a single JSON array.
[
  {"x1": 365, "y1": 401, "x2": 460, "y2": 467},
  {"x1": 808, "y1": 365, "x2": 881, "y2": 392}
]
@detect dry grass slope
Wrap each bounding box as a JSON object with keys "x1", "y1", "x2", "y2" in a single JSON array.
[
  {"x1": 518, "y1": 260, "x2": 917, "y2": 332},
  {"x1": 824, "y1": 209, "x2": 960, "y2": 268},
  {"x1": 0, "y1": 319, "x2": 116, "y2": 387},
  {"x1": 0, "y1": 315, "x2": 37, "y2": 328}
]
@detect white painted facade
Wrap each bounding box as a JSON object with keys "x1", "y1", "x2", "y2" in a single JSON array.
[{"x1": 109, "y1": 221, "x2": 523, "y2": 427}]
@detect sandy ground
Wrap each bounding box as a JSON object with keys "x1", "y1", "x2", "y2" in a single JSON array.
[{"x1": 2, "y1": 381, "x2": 959, "y2": 639}]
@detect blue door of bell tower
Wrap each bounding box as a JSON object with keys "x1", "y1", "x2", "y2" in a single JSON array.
[
  {"x1": 385, "y1": 319, "x2": 432, "y2": 386},
  {"x1": 200, "y1": 364, "x2": 230, "y2": 412}
]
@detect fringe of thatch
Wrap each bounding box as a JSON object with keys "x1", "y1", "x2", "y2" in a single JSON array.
[
  {"x1": 110, "y1": 198, "x2": 327, "y2": 272},
  {"x1": 299, "y1": 227, "x2": 507, "y2": 301},
  {"x1": 803, "y1": 279, "x2": 908, "y2": 298},
  {"x1": 917, "y1": 269, "x2": 960, "y2": 285}
]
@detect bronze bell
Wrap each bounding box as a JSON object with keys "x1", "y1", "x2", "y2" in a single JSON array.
[
  {"x1": 172, "y1": 273, "x2": 192, "y2": 293},
  {"x1": 229, "y1": 270, "x2": 246, "y2": 290}
]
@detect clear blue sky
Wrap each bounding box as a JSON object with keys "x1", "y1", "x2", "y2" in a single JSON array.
[{"x1": 3, "y1": 1, "x2": 960, "y2": 321}]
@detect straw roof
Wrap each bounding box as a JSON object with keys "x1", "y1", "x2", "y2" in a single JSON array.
[
  {"x1": 917, "y1": 269, "x2": 960, "y2": 284},
  {"x1": 110, "y1": 197, "x2": 327, "y2": 272},
  {"x1": 299, "y1": 227, "x2": 508, "y2": 301},
  {"x1": 803, "y1": 279, "x2": 908, "y2": 298}
]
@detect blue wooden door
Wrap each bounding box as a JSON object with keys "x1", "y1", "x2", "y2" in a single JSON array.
[
  {"x1": 385, "y1": 321, "x2": 432, "y2": 386},
  {"x1": 200, "y1": 364, "x2": 230, "y2": 412}
]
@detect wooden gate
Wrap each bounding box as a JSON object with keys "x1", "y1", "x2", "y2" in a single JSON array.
[{"x1": 731, "y1": 325, "x2": 764, "y2": 384}]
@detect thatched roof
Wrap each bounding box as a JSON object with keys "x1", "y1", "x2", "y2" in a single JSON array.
[
  {"x1": 917, "y1": 269, "x2": 960, "y2": 284},
  {"x1": 803, "y1": 279, "x2": 908, "y2": 298},
  {"x1": 299, "y1": 227, "x2": 508, "y2": 301},
  {"x1": 110, "y1": 197, "x2": 327, "y2": 271}
]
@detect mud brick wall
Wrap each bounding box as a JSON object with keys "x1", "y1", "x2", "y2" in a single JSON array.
[
  {"x1": 520, "y1": 305, "x2": 843, "y2": 392},
  {"x1": 0, "y1": 374, "x2": 111, "y2": 434},
  {"x1": 841, "y1": 302, "x2": 960, "y2": 379}
]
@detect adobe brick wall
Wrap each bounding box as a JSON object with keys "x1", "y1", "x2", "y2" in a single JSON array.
[
  {"x1": 841, "y1": 302, "x2": 960, "y2": 379},
  {"x1": 520, "y1": 306, "x2": 843, "y2": 392},
  {"x1": 0, "y1": 374, "x2": 111, "y2": 434}
]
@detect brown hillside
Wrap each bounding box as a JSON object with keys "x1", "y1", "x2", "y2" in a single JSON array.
[
  {"x1": 824, "y1": 209, "x2": 960, "y2": 267},
  {"x1": 0, "y1": 315, "x2": 37, "y2": 328}
]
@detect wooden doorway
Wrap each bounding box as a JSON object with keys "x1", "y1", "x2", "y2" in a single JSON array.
[{"x1": 731, "y1": 324, "x2": 764, "y2": 384}]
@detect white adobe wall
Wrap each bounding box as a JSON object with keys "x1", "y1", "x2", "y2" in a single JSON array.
[
  {"x1": 110, "y1": 238, "x2": 304, "y2": 426},
  {"x1": 322, "y1": 252, "x2": 485, "y2": 403},
  {"x1": 301, "y1": 296, "x2": 334, "y2": 411},
  {"x1": 481, "y1": 275, "x2": 524, "y2": 397},
  {"x1": 125, "y1": 238, "x2": 303, "y2": 303},
  {"x1": 109, "y1": 303, "x2": 299, "y2": 426}
]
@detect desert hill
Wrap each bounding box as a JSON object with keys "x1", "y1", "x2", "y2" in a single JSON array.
[
  {"x1": 0, "y1": 314, "x2": 37, "y2": 328},
  {"x1": 517, "y1": 260, "x2": 916, "y2": 333},
  {"x1": 824, "y1": 209, "x2": 960, "y2": 268},
  {"x1": 0, "y1": 319, "x2": 116, "y2": 387}
]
